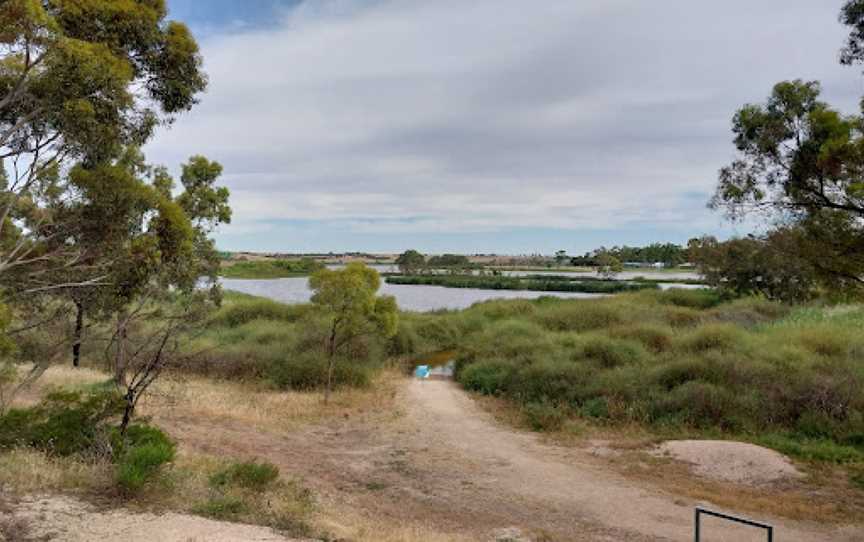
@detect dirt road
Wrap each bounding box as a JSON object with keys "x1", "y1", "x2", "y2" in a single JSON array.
[
  {"x1": 401, "y1": 379, "x2": 859, "y2": 541},
  {"x1": 166, "y1": 378, "x2": 862, "y2": 541}
]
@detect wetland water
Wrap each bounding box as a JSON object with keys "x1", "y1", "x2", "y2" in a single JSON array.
[{"x1": 221, "y1": 269, "x2": 703, "y2": 312}]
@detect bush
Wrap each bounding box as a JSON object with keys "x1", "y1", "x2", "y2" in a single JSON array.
[
  {"x1": 581, "y1": 336, "x2": 647, "y2": 367},
  {"x1": 0, "y1": 389, "x2": 123, "y2": 456},
  {"x1": 267, "y1": 351, "x2": 372, "y2": 391},
  {"x1": 663, "y1": 306, "x2": 703, "y2": 327},
  {"x1": 677, "y1": 324, "x2": 744, "y2": 353},
  {"x1": 535, "y1": 301, "x2": 624, "y2": 332},
  {"x1": 508, "y1": 361, "x2": 594, "y2": 406},
  {"x1": 210, "y1": 298, "x2": 311, "y2": 328},
  {"x1": 210, "y1": 460, "x2": 280, "y2": 490},
  {"x1": 610, "y1": 324, "x2": 673, "y2": 353},
  {"x1": 651, "y1": 381, "x2": 738, "y2": 429},
  {"x1": 656, "y1": 288, "x2": 722, "y2": 309},
  {"x1": 114, "y1": 424, "x2": 176, "y2": 492},
  {"x1": 458, "y1": 361, "x2": 514, "y2": 395},
  {"x1": 522, "y1": 401, "x2": 566, "y2": 431}
]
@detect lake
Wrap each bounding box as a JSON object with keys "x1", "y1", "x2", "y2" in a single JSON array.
[{"x1": 221, "y1": 277, "x2": 606, "y2": 312}]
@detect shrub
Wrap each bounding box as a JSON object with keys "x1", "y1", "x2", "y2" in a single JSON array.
[
  {"x1": 651, "y1": 381, "x2": 738, "y2": 429},
  {"x1": 522, "y1": 401, "x2": 566, "y2": 431},
  {"x1": 535, "y1": 302, "x2": 624, "y2": 332},
  {"x1": 267, "y1": 351, "x2": 371, "y2": 391},
  {"x1": 508, "y1": 360, "x2": 594, "y2": 406},
  {"x1": 677, "y1": 324, "x2": 744, "y2": 353},
  {"x1": 580, "y1": 397, "x2": 610, "y2": 419},
  {"x1": 581, "y1": 336, "x2": 647, "y2": 367},
  {"x1": 114, "y1": 424, "x2": 176, "y2": 492},
  {"x1": 210, "y1": 298, "x2": 311, "y2": 328},
  {"x1": 458, "y1": 361, "x2": 514, "y2": 395},
  {"x1": 610, "y1": 325, "x2": 673, "y2": 353},
  {"x1": 0, "y1": 389, "x2": 123, "y2": 456},
  {"x1": 663, "y1": 306, "x2": 703, "y2": 327},
  {"x1": 657, "y1": 288, "x2": 722, "y2": 309},
  {"x1": 210, "y1": 460, "x2": 280, "y2": 490}
]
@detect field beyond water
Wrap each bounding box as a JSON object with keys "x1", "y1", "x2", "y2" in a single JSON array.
[
  {"x1": 218, "y1": 258, "x2": 325, "y2": 279},
  {"x1": 385, "y1": 273, "x2": 659, "y2": 293}
]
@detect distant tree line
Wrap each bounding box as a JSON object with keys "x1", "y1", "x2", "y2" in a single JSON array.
[{"x1": 569, "y1": 243, "x2": 688, "y2": 267}]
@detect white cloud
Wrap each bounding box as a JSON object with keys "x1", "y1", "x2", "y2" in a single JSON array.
[{"x1": 146, "y1": 0, "x2": 860, "y2": 249}]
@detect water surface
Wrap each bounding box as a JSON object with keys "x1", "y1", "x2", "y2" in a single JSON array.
[{"x1": 222, "y1": 277, "x2": 605, "y2": 312}]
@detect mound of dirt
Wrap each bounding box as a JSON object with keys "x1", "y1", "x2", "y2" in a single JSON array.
[{"x1": 655, "y1": 440, "x2": 803, "y2": 485}]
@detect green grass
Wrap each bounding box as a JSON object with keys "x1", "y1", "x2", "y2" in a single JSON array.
[
  {"x1": 385, "y1": 274, "x2": 659, "y2": 293},
  {"x1": 219, "y1": 258, "x2": 325, "y2": 279}
]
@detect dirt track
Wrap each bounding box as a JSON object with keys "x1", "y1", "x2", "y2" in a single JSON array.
[
  {"x1": 166, "y1": 378, "x2": 861, "y2": 541},
  {"x1": 403, "y1": 379, "x2": 860, "y2": 541}
]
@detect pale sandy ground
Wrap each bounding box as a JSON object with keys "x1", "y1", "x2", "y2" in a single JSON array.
[
  {"x1": 654, "y1": 440, "x2": 803, "y2": 485},
  {"x1": 1, "y1": 494, "x2": 307, "y2": 542}
]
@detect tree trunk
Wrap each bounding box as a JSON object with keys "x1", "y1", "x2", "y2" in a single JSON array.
[
  {"x1": 114, "y1": 313, "x2": 128, "y2": 387},
  {"x1": 119, "y1": 386, "x2": 136, "y2": 437},
  {"x1": 324, "y1": 318, "x2": 338, "y2": 405},
  {"x1": 72, "y1": 301, "x2": 84, "y2": 368}
]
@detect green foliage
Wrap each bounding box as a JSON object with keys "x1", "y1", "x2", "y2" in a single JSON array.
[
  {"x1": 395, "y1": 249, "x2": 426, "y2": 274},
  {"x1": 581, "y1": 336, "x2": 647, "y2": 367},
  {"x1": 210, "y1": 296, "x2": 312, "y2": 327},
  {"x1": 0, "y1": 389, "x2": 123, "y2": 456},
  {"x1": 309, "y1": 263, "x2": 398, "y2": 399},
  {"x1": 114, "y1": 425, "x2": 176, "y2": 492},
  {"x1": 209, "y1": 460, "x2": 280, "y2": 490},
  {"x1": 447, "y1": 292, "x2": 864, "y2": 458},
  {"x1": 522, "y1": 401, "x2": 566, "y2": 431},
  {"x1": 710, "y1": 77, "x2": 864, "y2": 299},
  {"x1": 219, "y1": 258, "x2": 325, "y2": 279},
  {"x1": 386, "y1": 274, "x2": 657, "y2": 293}
]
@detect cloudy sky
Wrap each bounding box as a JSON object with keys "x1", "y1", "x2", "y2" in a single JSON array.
[{"x1": 150, "y1": 0, "x2": 861, "y2": 255}]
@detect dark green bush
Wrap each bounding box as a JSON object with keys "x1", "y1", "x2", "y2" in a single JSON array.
[
  {"x1": 114, "y1": 424, "x2": 176, "y2": 492},
  {"x1": 581, "y1": 336, "x2": 646, "y2": 367},
  {"x1": 210, "y1": 460, "x2": 280, "y2": 490},
  {"x1": 610, "y1": 324, "x2": 673, "y2": 353},
  {"x1": 0, "y1": 389, "x2": 123, "y2": 456},
  {"x1": 267, "y1": 351, "x2": 371, "y2": 391},
  {"x1": 656, "y1": 288, "x2": 722, "y2": 309},
  {"x1": 677, "y1": 324, "x2": 744, "y2": 353},
  {"x1": 535, "y1": 302, "x2": 624, "y2": 332},
  {"x1": 522, "y1": 401, "x2": 566, "y2": 431},
  {"x1": 458, "y1": 360, "x2": 514, "y2": 395},
  {"x1": 508, "y1": 361, "x2": 594, "y2": 406},
  {"x1": 210, "y1": 298, "x2": 311, "y2": 328}
]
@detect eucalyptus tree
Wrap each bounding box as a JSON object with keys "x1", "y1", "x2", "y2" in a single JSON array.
[
  {"x1": 0, "y1": 0, "x2": 207, "y2": 294},
  {"x1": 309, "y1": 263, "x2": 398, "y2": 403}
]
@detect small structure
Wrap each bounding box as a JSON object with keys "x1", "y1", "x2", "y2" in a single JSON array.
[{"x1": 414, "y1": 365, "x2": 430, "y2": 379}]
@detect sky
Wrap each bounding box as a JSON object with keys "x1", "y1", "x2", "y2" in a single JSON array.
[{"x1": 150, "y1": 0, "x2": 863, "y2": 255}]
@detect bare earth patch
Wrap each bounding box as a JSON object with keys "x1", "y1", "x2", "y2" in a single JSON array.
[
  {"x1": 0, "y1": 494, "x2": 308, "y2": 542},
  {"x1": 655, "y1": 440, "x2": 803, "y2": 485}
]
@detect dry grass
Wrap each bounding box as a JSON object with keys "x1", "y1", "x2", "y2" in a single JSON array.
[
  {"x1": 316, "y1": 505, "x2": 472, "y2": 542},
  {"x1": 0, "y1": 449, "x2": 110, "y2": 494},
  {"x1": 9, "y1": 364, "x2": 403, "y2": 434}
]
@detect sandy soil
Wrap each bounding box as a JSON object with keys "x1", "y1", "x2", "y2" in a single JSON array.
[
  {"x1": 655, "y1": 440, "x2": 803, "y2": 485},
  {"x1": 160, "y1": 379, "x2": 861, "y2": 541},
  {"x1": 0, "y1": 494, "x2": 307, "y2": 542}
]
